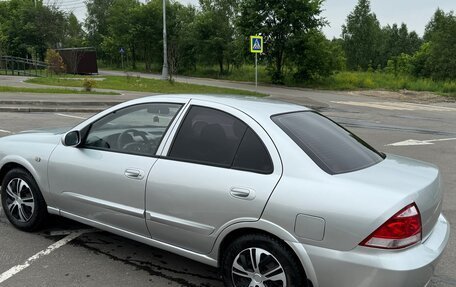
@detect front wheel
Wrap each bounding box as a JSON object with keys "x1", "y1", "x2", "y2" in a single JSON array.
[
  {"x1": 221, "y1": 234, "x2": 307, "y2": 287},
  {"x1": 1, "y1": 168, "x2": 47, "y2": 231}
]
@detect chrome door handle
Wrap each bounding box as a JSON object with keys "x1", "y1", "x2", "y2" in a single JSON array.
[
  {"x1": 230, "y1": 187, "x2": 255, "y2": 200},
  {"x1": 124, "y1": 169, "x2": 145, "y2": 180}
]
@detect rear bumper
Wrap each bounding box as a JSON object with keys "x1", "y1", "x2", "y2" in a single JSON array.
[{"x1": 302, "y1": 214, "x2": 450, "y2": 287}]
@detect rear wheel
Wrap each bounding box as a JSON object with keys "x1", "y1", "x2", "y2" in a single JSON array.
[
  {"x1": 1, "y1": 168, "x2": 47, "y2": 231},
  {"x1": 221, "y1": 234, "x2": 307, "y2": 287}
]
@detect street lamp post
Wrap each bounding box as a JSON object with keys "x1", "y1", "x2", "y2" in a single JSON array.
[{"x1": 161, "y1": 0, "x2": 169, "y2": 80}]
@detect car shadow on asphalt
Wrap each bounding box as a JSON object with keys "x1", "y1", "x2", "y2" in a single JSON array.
[{"x1": 38, "y1": 215, "x2": 223, "y2": 287}]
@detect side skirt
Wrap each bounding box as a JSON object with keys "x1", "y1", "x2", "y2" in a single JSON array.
[{"x1": 46, "y1": 207, "x2": 218, "y2": 267}]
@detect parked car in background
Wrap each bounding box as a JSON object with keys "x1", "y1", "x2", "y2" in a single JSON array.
[{"x1": 0, "y1": 95, "x2": 450, "y2": 287}]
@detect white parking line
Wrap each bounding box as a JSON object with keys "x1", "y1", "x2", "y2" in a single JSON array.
[
  {"x1": 0, "y1": 230, "x2": 87, "y2": 284},
  {"x1": 0, "y1": 129, "x2": 11, "y2": 134},
  {"x1": 54, "y1": 113, "x2": 87, "y2": 120}
]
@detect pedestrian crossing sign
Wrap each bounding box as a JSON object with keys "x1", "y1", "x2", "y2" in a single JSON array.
[{"x1": 250, "y1": 36, "x2": 263, "y2": 53}]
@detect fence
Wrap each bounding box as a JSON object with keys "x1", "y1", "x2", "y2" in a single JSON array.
[{"x1": 0, "y1": 56, "x2": 49, "y2": 77}]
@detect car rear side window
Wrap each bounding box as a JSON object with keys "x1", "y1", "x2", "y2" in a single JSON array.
[
  {"x1": 272, "y1": 111, "x2": 384, "y2": 174},
  {"x1": 169, "y1": 106, "x2": 273, "y2": 173},
  {"x1": 233, "y1": 128, "x2": 273, "y2": 174}
]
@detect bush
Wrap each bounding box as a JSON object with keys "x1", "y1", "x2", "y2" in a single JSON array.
[
  {"x1": 82, "y1": 78, "x2": 96, "y2": 92},
  {"x1": 385, "y1": 53, "x2": 414, "y2": 76},
  {"x1": 45, "y1": 49, "x2": 65, "y2": 74},
  {"x1": 411, "y1": 42, "x2": 431, "y2": 78}
]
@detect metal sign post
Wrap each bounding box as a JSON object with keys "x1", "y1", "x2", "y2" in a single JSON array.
[
  {"x1": 161, "y1": 0, "x2": 169, "y2": 80},
  {"x1": 250, "y1": 35, "x2": 263, "y2": 90},
  {"x1": 255, "y1": 53, "x2": 258, "y2": 89},
  {"x1": 119, "y1": 48, "x2": 125, "y2": 70}
]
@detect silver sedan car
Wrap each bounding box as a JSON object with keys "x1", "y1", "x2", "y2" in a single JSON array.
[{"x1": 0, "y1": 95, "x2": 450, "y2": 287}]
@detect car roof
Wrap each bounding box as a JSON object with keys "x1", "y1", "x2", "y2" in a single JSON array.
[{"x1": 140, "y1": 94, "x2": 309, "y2": 117}]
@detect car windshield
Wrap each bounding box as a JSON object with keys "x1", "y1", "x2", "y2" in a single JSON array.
[{"x1": 272, "y1": 111, "x2": 385, "y2": 175}]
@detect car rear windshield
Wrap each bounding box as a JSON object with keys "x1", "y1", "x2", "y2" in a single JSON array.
[{"x1": 272, "y1": 111, "x2": 385, "y2": 175}]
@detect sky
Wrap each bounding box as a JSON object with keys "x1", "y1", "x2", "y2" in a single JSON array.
[{"x1": 64, "y1": 0, "x2": 455, "y2": 39}]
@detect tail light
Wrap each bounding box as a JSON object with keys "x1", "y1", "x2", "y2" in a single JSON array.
[{"x1": 360, "y1": 203, "x2": 422, "y2": 249}]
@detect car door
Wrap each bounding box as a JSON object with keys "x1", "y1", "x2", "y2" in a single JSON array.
[
  {"x1": 48, "y1": 102, "x2": 185, "y2": 237},
  {"x1": 145, "y1": 100, "x2": 282, "y2": 254}
]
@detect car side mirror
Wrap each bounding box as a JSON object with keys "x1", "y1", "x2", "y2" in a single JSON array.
[{"x1": 63, "y1": 131, "x2": 81, "y2": 147}]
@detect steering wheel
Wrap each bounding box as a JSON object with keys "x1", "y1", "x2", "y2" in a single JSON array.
[{"x1": 117, "y1": 129, "x2": 151, "y2": 151}]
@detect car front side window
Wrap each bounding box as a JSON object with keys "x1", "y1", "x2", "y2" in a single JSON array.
[{"x1": 83, "y1": 103, "x2": 182, "y2": 156}]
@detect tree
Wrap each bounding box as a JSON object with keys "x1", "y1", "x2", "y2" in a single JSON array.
[
  {"x1": 102, "y1": 0, "x2": 141, "y2": 69},
  {"x1": 0, "y1": 1, "x2": 9, "y2": 56},
  {"x1": 290, "y1": 30, "x2": 345, "y2": 81},
  {"x1": 421, "y1": 9, "x2": 456, "y2": 80},
  {"x1": 238, "y1": 0, "x2": 325, "y2": 83},
  {"x1": 410, "y1": 42, "x2": 431, "y2": 78},
  {"x1": 45, "y1": 49, "x2": 65, "y2": 74},
  {"x1": 194, "y1": 0, "x2": 236, "y2": 74},
  {"x1": 379, "y1": 23, "x2": 422, "y2": 68},
  {"x1": 380, "y1": 24, "x2": 399, "y2": 64},
  {"x1": 329, "y1": 38, "x2": 347, "y2": 72},
  {"x1": 64, "y1": 13, "x2": 85, "y2": 48},
  {"x1": 166, "y1": 2, "x2": 198, "y2": 74},
  {"x1": 85, "y1": 0, "x2": 115, "y2": 57},
  {"x1": 133, "y1": 0, "x2": 162, "y2": 71},
  {"x1": 0, "y1": 0, "x2": 66, "y2": 60},
  {"x1": 342, "y1": 0, "x2": 382, "y2": 70},
  {"x1": 399, "y1": 24, "x2": 421, "y2": 55}
]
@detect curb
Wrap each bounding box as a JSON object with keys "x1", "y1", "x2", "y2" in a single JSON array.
[
  {"x1": 0, "y1": 100, "x2": 123, "y2": 106},
  {"x1": 0, "y1": 107, "x2": 105, "y2": 113},
  {"x1": 0, "y1": 99, "x2": 123, "y2": 113}
]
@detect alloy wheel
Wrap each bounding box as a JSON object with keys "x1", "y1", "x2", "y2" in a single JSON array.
[
  {"x1": 232, "y1": 247, "x2": 287, "y2": 287},
  {"x1": 4, "y1": 178, "x2": 35, "y2": 222}
]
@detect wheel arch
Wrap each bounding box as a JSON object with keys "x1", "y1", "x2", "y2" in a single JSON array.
[
  {"x1": 0, "y1": 157, "x2": 50, "y2": 231},
  {"x1": 0, "y1": 157, "x2": 44, "y2": 192},
  {"x1": 0, "y1": 162, "x2": 27, "y2": 183},
  {"x1": 211, "y1": 220, "x2": 318, "y2": 287}
]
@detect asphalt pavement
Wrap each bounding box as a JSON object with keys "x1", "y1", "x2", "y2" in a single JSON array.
[{"x1": 0, "y1": 74, "x2": 455, "y2": 286}]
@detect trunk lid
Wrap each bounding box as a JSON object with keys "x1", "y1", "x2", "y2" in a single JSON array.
[{"x1": 337, "y1": 154, "x2": 442, "y2": 240}]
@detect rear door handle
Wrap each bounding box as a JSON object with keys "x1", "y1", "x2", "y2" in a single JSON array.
[
  {"x1": 124, "y1": 168, "x2": 145, "y2": 180},
  {"x1": 230, "y1": 187, "x2": 256, "y2": 200}
]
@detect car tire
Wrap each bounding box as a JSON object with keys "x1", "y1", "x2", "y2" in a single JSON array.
[
  {"x1": 221, "y1": 233, "x2": 307, "y2": 287},
  {"x1": 1, "y1": 168, "x2": 47, "y2": 231}
]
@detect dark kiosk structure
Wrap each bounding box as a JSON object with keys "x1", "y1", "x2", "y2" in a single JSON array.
[{"x1": 57, "y1": 47, "x2": 98, "y2": 74}]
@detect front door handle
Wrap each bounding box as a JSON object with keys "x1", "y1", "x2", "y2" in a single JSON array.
[
  {"x1": 230, "y1": 187, "x2": 256, "y2": 200},
  {"x1": 124, "y1": 168, "x2": 145, "y2": 180}
]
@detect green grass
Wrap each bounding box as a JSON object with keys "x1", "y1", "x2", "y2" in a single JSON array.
[
  {"x1": 304, "y1": 72, "x2": 456, "y2": 97},
  {"x1": 0, "y1": 86, "x2": 118, "y2": 95},
  {"x1": 98, "y1": 62, "x2": 273, "y2": 83},
  {"x1": 187, "y1": 67, "x2": 456, "y2": 97},
  {"x1": 181, "y1": 65, "x2": 272, "y2": 83},
  {"x1": 183, "y1": 69, "x2": 456, "y2": 98},
  {"x1": 98, "y1": 61, "x2": 156, "y2": 73},
  {"x1": 98, "y1": 62, "x2": 455, "y2": 97},
  {"x1": 54, "y1": 60, "x2": 456, "y2": 98},
  {"x1": 26, "y1": 75, "x2": 266, "y2": 97}
]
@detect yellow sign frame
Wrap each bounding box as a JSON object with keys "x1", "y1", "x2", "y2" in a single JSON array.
[{"x1": 250, "y1": 36, "x2": 263, "y2": 53}]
